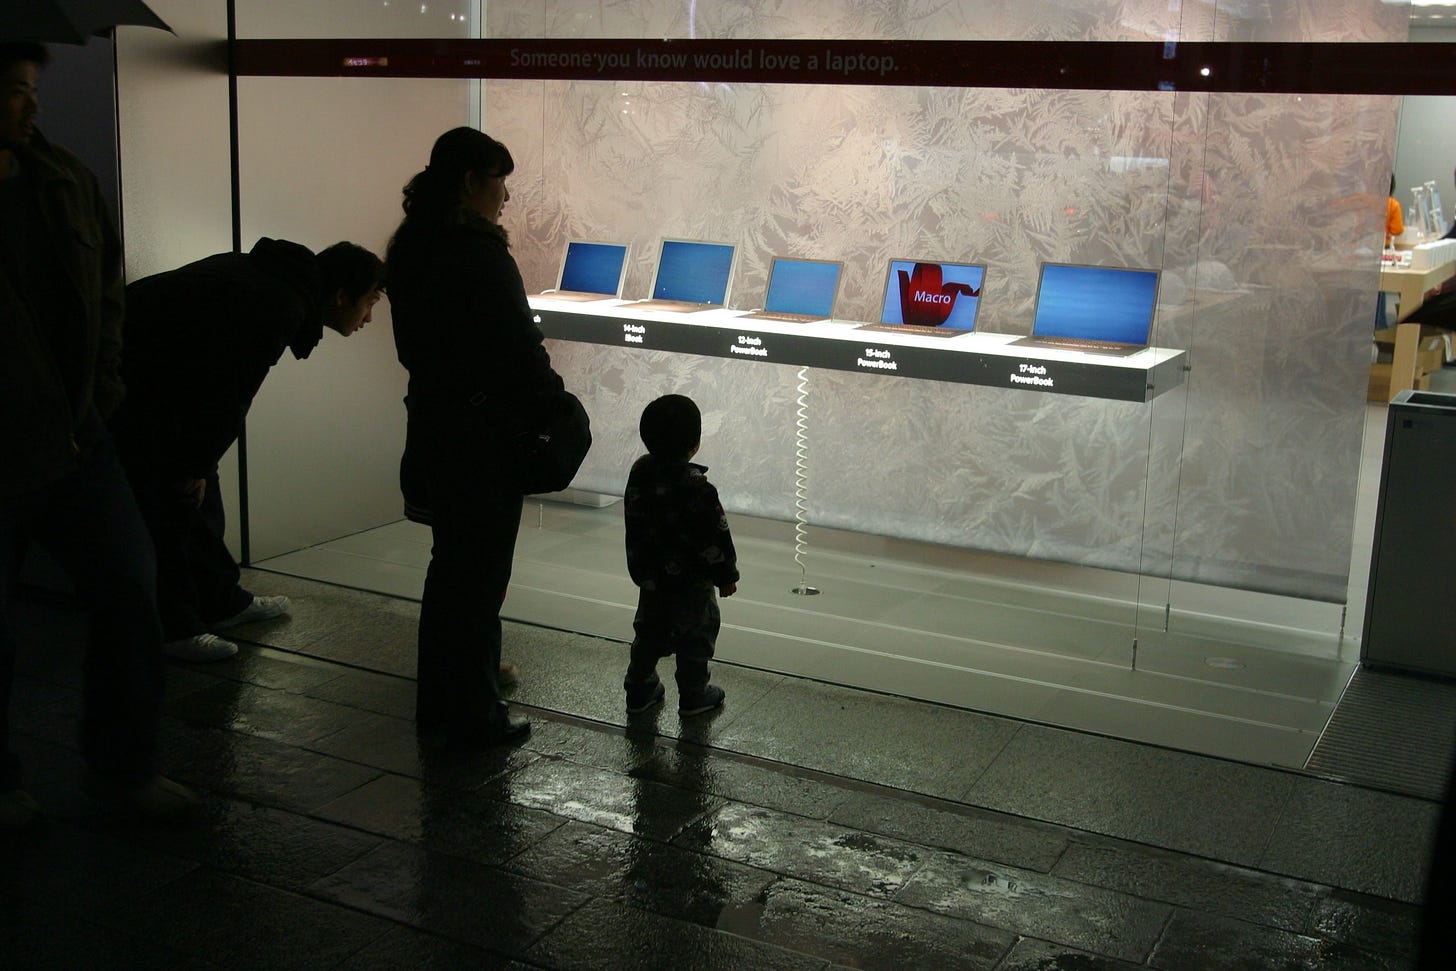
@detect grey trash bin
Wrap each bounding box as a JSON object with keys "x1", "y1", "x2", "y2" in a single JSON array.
[{"x1": 1361, "y1": 389, "x2": 1456, "y2": 677}]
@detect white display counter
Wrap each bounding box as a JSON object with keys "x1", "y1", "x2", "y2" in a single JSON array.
[{"x1": 530, "y1": 297, "x2": 1189, "y2": 403}]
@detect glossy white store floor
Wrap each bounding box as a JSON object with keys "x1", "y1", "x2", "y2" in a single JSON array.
[{"x1": 253, "y1": 392, "x2": 1416, "y2": 772}]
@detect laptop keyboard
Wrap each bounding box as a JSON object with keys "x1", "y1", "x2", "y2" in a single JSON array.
[
  {"x1": 1032, "y1": 336, "x2": 1117, "y2": 350},
  {"x1": 1012, "y1": 335, "x2": 1145, "y2": 355},
  {"x1": 535, "y1": 290, "x2": 615, "y2": 302},
  {"x1": 745, "y1": 311, "x2": 828, "y2": 323},
  {"x1": 856, "y1": 323, "x2": 967, "y2": 338}
]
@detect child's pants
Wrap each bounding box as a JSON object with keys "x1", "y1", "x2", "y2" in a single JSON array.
[{"x1": 624, "y1": 585, "x2": 719, "y2": 699}]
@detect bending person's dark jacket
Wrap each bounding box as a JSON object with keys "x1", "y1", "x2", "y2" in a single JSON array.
[
  {"x1": 389, "y1": 213, "x2": 564, "y2": 501},
  {"x1": 0, "y1": 129, "x2": 125, "y2": 500},
  {"x1": 624, "y1": 455, "x2": 740, "y2": 593},
  {"x1": 113, "y1": 238, "x2": 326, "y2": 480}
]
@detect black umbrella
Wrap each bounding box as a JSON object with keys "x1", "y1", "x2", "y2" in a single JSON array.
[{"x1": 0, "y1": 0, "x2": 171, "y2": 44}]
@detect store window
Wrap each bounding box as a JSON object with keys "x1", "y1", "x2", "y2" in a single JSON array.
[{"x1": 118, "y1": 0, "x2": 1447, "y2": 769}]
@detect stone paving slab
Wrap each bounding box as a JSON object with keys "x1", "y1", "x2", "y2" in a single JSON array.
[
  {"x1": 99, "y1": 867, "x2": 394, "y2": 971},
  {"x1": 309, "y1": 840, "x2": 589, "y2": 958},
  {"x1": 501, "y1": 818, "x2": 779, "y2": 926},
  {"x1": 893, "y1": 843, "x2": 1173, "y2": 964}
]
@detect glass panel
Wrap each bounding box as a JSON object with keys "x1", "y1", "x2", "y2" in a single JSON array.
[
  {"x1": 236, "y1": 0, "x2": 479, "y2": 38},
  {"x1": 1133, "y1": 88, "x2": 1398, "y2": 754},
  {"x1": 491, "y1": 72, "x2": 1177, "y2": 680},
  {"x1": 491, "y1": 0, "x2": 1189, "y2": 42}
]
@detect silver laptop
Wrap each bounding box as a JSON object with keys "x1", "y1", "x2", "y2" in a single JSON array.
[
  {"x1": 1010, "y1": 262, "x2": 1160, "y2": 356},
  {"x1": 630, "y1": 238, "x2": 737, "y2": 313},
  {"x1": 533, "y1": 240, "x2": 629, "y2": 302},
  {"x1": 856, "y1": 258, "x2": 985, "y2": 338},
  {"x1": 738, "y1": 257, "x2": 843, "y2": 323}
]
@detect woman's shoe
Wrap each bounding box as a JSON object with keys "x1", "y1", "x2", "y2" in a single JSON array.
[
  {"x1": 489, "y1": 710, "x2": 531, "y2": 742},
  {"x1": 418, "y1": 703, "x2": 530, "y2": 749},
  {"x1": 485, "y1": 701, "x2": 531, "y2": 742}
]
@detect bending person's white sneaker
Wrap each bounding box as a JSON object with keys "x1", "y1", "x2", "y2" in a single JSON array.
[
  {"x1": 163, "y1": 633, "x2": 238, "y2": 661},
  {"x1": 213, "y1": 595, "x2": 291, "y2": 630}
]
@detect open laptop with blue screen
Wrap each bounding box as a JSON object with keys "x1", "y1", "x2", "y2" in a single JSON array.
[
  {"x1": 535, "y1": 240, "x2": 629, "y2": 302},
  {"x1": 631, "y1": 239, "x2": 737, "y2": 313},
  {"x1": 1012, "y1": 263, "x2": 1159, "y2": 356},
  {"x1": 739, "y1": 257, "x2": 843, "y2": 323},
  {"x1": 857, "y1": 258, "x2": 985, "y2": 338}
]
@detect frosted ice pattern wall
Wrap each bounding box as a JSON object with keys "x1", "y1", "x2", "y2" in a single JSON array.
[{"x1": 485, "y1": 0, "x2": 1400, "y2": 601}]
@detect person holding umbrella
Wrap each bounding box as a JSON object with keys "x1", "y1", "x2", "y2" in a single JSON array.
[{"x1": 0, "y1": 40, "x2": 199, "y2": 828}]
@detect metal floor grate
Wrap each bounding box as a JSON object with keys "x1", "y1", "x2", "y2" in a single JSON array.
[{"x1": 1305, "y1": 666, "x2": 1456, "y2": 801}]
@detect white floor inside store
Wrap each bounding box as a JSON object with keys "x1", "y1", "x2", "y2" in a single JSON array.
[{"x1": 252, "y1": 368, "x2": 1448, "y2": 774}]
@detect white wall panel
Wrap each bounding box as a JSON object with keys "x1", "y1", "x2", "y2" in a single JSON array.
[
  {"x1": 116, "y1": 0, "x2": 240, "y2": 552},
  {"x1": 115, "y1": 1, "x2": 232, "y2": 280},
  {"x1": 235, "y1": 77, "x2": 476, "y2": 560}
]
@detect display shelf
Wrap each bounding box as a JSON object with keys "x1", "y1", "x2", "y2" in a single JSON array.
[
  {"x1": 530, "y1": 298, "x2": 1188, "y2": 402},
  {"x1": 1380, "y1": 261, "x2": 1456, "y2": 319}
]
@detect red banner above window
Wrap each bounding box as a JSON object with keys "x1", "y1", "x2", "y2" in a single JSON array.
[{"x1": 232, "y1": 38, "x2": 1455, "y2": 96}]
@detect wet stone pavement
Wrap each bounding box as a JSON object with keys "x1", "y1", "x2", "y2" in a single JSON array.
[{"x1": 1, "y1": 570, "x2": 1433, "y2": 969}]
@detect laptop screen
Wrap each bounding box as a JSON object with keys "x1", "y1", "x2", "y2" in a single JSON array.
[
  {"x1": 763, "y1": 258, "x2": 842, "y2": 317},
  {"x1": 878, "y1": 259, "x2": 985, "y2": 330},
  {"x1": 1032, "y1": 263, "x2": 1160, "y2": 344},
  {"x1": 652, "y1": 239, "x2": 736, "y2": 304},
  {"x1": 557, "y1": 241, "x2": 628, "y2": 295}
]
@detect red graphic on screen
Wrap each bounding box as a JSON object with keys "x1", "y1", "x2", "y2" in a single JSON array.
[{"x1": 897, "y1": 263, "x2": 980, "y2": 326}]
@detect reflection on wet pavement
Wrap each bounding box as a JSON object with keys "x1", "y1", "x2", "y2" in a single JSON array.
[{"x1": 0, "y1": 574, "x2": 1429, "y2": 969}]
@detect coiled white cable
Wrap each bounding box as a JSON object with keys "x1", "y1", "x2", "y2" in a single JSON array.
[{"x1": 791, "y1": 366, "x2": 819, "y2": 595}]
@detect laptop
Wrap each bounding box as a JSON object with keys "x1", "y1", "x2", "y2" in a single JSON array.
[
  {"x1": 738, "y1": 257, "x2": 843, "y2": 323},
  {"x1": 534, "y1": 240, "x2": 629, "y2": 302},
  {"x1": 1011, "y1": 263, "x2": 1160, "y2": 356},
  {"x1": 857, "y1": 258, "x2": 985, "y2": 338},
  {"x1": 630, "y1": 238, "x2": 737, "y2": 313}
]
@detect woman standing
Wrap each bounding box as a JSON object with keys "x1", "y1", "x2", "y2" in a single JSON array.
[{"x1": 387, "y1": 128, "x2": 563, "y2": 746}]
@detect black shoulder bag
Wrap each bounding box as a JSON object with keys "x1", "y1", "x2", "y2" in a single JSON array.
[{"x1": 511, "y1": 389, "x2": 593, "y2": 495}]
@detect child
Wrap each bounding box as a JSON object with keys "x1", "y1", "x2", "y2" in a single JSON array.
[{"x1": 623, "y1": 395, "x2": 739, "y2": 716}]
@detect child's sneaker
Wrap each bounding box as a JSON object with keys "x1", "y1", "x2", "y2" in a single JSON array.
[
  {"x1": 626, "y1": 680, "x2": 665, "y2": 714},
  {"x1": 678, "y1": 684, "x2": 725, "y2": 716}
]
